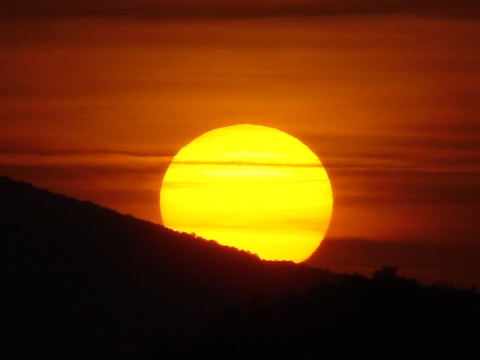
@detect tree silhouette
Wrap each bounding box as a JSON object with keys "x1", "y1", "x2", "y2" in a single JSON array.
[{"x1": 164, "y1": 268, "x2": 480, "y2": 360}]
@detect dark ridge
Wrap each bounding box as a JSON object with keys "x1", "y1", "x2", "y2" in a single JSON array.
[
  {"x1": 171, "y1": 268, "x2": 480, "y2": 360},
  {"x1": 2, "y1": 176, "x2": 479, "y2": 360},
  {"x1": 0, "y1": 176, "x2": 332, "y2": 359}
]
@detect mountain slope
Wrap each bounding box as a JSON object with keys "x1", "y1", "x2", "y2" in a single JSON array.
[
  {"x1": 176, "y1": 269, "x2": 480, "y2": 360},
  {"x1": 1, "y1": 176, "x2": 332, "y2": 359}
]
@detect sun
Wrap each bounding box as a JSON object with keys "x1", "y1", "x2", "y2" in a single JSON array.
[{"x1": 160, "y1": 124, "x2": 333, "y2": 263}]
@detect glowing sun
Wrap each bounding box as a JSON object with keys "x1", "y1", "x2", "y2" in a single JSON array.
[{"x1": 160, "y1": 124, "x2": 333, "y2": 263}]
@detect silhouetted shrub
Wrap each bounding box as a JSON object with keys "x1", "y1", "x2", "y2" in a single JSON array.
[{"x1": 167, "y1": 271, "x2": 480, "y2": 360}]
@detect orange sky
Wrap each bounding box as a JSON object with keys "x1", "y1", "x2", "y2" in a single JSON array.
[{"x1": 1, "y1": 1, "x2": 479, "y2": 286}]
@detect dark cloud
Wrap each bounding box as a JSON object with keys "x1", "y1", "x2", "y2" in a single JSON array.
[
  {"x1": 0, "y1": 148, "x2": 174, "y2": 158},
  {"x1": 0, "y1": 153, "x2": 167, "y2": 224},
  {"x1": 307, "y1": 237, "x2": 480, "y2": 288},
  {"x1": 0, "y1": 0, "x2": 479, "y2": 20}
]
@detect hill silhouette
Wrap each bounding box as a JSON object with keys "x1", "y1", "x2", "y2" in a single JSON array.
[
  {"x1": 173, "y1": 267, "x2": 480, "y2": 360},
  {"x1": 1, "y1": 176, "x2": 331, "y2": 359},
  {"x1": 2, "y1": 176, "x2": 479, "y2": 359}
]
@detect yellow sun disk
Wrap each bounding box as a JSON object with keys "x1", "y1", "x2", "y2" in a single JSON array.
[{"x1": 160, "y1": 124, "x2": 333, "y2": 263}]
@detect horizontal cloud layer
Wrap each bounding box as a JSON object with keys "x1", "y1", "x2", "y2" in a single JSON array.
[
  {"x1": 1, "y1": 0, "x2": 479, "y2": 20},
  {"x1": 308, "y1": 237, "x2": 480, "y2": 288}
]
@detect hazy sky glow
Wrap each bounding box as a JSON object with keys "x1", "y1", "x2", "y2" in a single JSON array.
[{"x1": 1, "y1": 0, "x2": 479, "y2": 286}]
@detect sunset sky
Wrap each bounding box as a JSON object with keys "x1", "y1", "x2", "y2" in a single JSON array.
[{"x1": 1, "y1": 1, "x2": 479, "y2": 287}]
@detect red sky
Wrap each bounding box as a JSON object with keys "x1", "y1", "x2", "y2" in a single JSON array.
[{"x1": 1, "y1": 0, "x2": 479, "y2": 287}]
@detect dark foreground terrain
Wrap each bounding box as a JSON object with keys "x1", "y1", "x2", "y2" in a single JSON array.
[
  {"x1": 1, "y1": 176, "x2": 479, "y2": 359},
  {"x1": 171, "y1": 267, "x2": 480, "y2": 360}
]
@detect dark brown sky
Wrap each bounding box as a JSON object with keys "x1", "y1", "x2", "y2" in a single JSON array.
[
  {"x1": 1, "y1": 0, "x2": 479, "y2": 19},
  {"x1": 1, "y1": 0, "x2": 479, "y2": 287}
]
